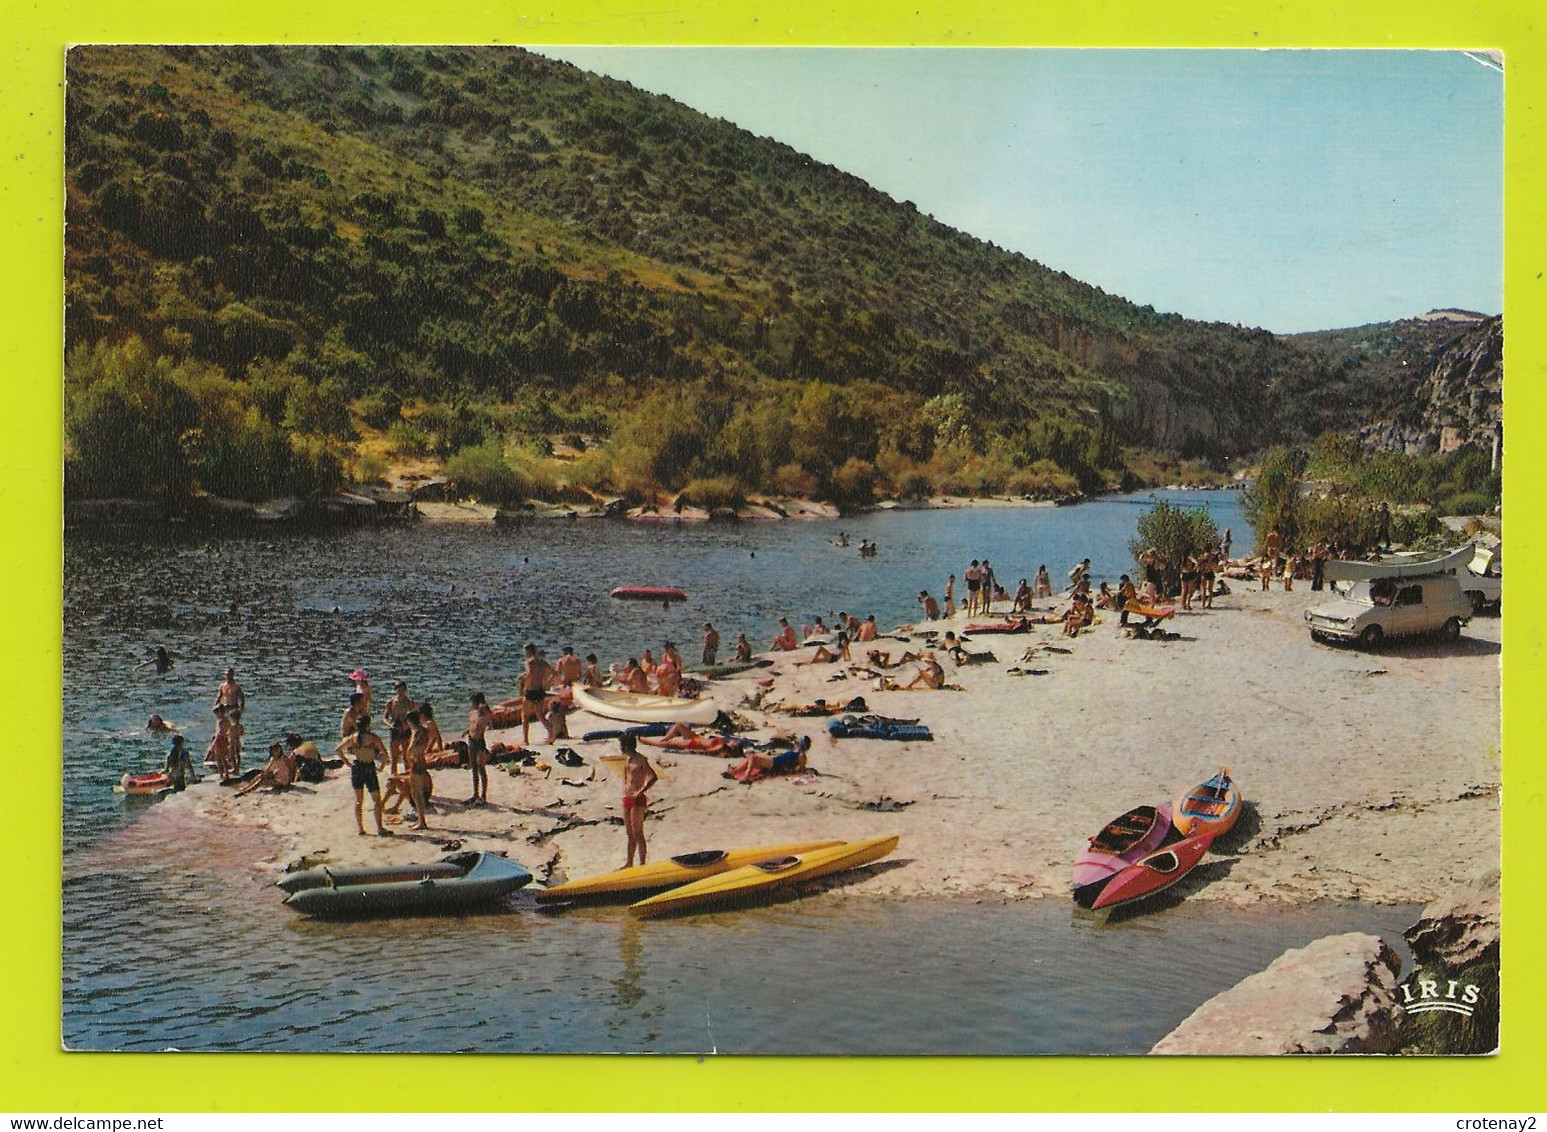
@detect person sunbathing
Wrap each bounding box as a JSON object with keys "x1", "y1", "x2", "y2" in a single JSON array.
[
  {"x1": 866, "y1": 648, "x2": 923, "y2": 670},
  {"x1": 236, "y1": 743, "x2": 296, "y2": 795},
  {"x1": 904, "y1": 653, "x2": 947, "y2": 689},
  {"x1": 724, "y1": 735, "x2": 810, "y2": 781},
  {"x1": 640, "y1": 722, "x2": 744, "y2": 755}
]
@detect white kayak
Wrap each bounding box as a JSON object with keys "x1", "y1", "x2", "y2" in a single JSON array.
[
  {"x1": 571, "y1": 685, "x2": 721, "y2": 726},
  {"x1": 1322, "y1": 544, "x2": 1474, "y2": 583}
]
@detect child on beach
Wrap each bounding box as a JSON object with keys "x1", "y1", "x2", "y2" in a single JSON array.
[
  {"x1": 619, "y1": 734, "x2": 659, "y2": 867},
  {"x1": 466, "y1": 693, "x2": 492, "y2": 805},
  {"x1": 164, "y1": 734, "x2": 193, "y2": 792}
]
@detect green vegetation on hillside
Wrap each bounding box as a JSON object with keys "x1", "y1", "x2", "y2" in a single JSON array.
[
  {"x1": 64, "y1": 46, "x2": 1460, "y2": 508},
  {"x1": 1241, "y1": 437, "x2": 1498, "y2": 554}
]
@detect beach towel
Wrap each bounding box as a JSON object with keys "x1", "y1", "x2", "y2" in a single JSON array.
[{"x1": 827, "y1": 714, "x2": 933, "y2": 741}]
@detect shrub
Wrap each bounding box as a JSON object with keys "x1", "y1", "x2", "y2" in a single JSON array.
[
  {"x1": 1128, "y1": 500, "x2": 1221, "y2": 595},
  {"x1": 679, "y1": 476, "x2": 744, "y2": 511},
  {"x1": 1242, "y1": 446, "x2": 1308, "y2": 552},
  {"x1": 386, "y1": 419, "x2": 433, "y2": 457},
  {"x1": 355, "y1": 390, "x2": 403, "y2": 430},
  {"x1": 443, "y1": 440, "x2": 533, "y2": 504}
]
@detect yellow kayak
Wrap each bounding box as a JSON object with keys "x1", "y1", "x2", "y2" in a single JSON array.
[
  {"x1": 630, "y1": 835, "x2": 900, "y2": 917},
  {"x1": 534, "y1": 840, "x2": 846, "y2": 903}
]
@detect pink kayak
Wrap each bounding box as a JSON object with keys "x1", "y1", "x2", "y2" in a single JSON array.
[
  {"x1": 1090, "y1": 831, "x2": 1214, "y2": 912},
  {"x1": 1071, "y1": 802, "x2": 1173, "y2": 907},
  {"x1": 610, "y1": 586, "x2": 687, "y2": 602}
]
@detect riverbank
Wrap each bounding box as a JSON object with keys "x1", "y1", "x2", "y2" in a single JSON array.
[{"x1": 119, "y1": 579, "x2": 1501, "y2": 910}]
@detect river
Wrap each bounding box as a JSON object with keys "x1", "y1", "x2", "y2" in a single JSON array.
[{"x1": 62, "y1": 489, "x2": 1417, "y2": 1053}]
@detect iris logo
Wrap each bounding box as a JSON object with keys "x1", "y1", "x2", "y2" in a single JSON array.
[{"x1": 1398, "y1": 975, "x2": 1482, "y2": 1017}]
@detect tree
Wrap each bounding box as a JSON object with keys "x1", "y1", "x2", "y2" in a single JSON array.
[
  {"x1": 1128, "y1": 500, "x2": 1221, "y2": 596},
  {"x1": 1242, "y1": 447, "x2": 1308, "y2": 554}
]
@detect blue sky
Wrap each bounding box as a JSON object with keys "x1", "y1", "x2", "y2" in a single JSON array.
[{"x1": 536, "y1": 48, "x2": 1502, "y2": 334}]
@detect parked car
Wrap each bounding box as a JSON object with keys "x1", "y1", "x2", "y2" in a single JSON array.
[
  {"x1": 1462, "y1": 548, "x2": 1502, "y2": 615},
  {"x1": 1305, "y1": 573, "x2": 1473, "y2": 648}
]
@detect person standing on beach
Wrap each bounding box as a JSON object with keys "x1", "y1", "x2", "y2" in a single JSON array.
[
  {"x1": 702, "y1": 622, "x2": 720, "y2": 667},
  {"x1": 980, "y1": 560, "x2": 998, "y2": 614},
  {"x1": 164, "y1": 734, "x2": 193, "y2": 792},
  {"x1": 336, "y1": 716, "x2": 389, "y2": 836},
  {"x1": 348, "y1": 669, "x2": 372, "y2": 716},
  {"x1": 619, "y1": 734, "x2": 659, "y2": 868},
  {"x1": 943, "y1": 575, "x2": 956, "y2": 618},
  {"x1": 213, "y1": 668, "x2": 246, "y2": 716},
  {"x1": 382, "y1": 681, "x2": 414, "y2": 778},
  {"x1": 555, "y1": 647, "x2": 583, "y2": 687},
  {"x1": 466, "y1": 692, "x2": 493, "y2": 805},
  {"x1": 963, "y1": 561, "x2": 982, "y2": 616},
  {"x1": 340, "y1": 691, "x2": 368, "y2": 739},
  {"x1": 226, "y1": 709, "x2": 245, "y2": 775},
  {"x1": 1035, "y1": 565, "x2": 1052, "y2": 599},
  {"x1": 338, "y1": 720, "x2": 389, "y2": 835},
  {"x1": 519, "y1": 644, "x2": 555, "y2": 745},
  {"x1": 403, "y1": 710, "x2": 432, "y2": 830},
  {"x1": 1311, "y1": 541, "x2": 1329, "y2": 591},
  {"x1": 206, "y1": 709, "x2": 231, "y2": 778}
]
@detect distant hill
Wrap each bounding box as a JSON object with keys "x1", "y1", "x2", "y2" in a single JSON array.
[{"x1": 62, "y1": 46, "x2": 1495, "y2": 506}]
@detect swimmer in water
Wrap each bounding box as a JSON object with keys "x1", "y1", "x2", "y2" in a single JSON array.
[{"x1": 135, "y1": 646, "x2": 175, "y2": 675}]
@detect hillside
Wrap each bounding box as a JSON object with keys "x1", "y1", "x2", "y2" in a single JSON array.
[
  {"x1": 65, "y1": 45, "x2": 1442, "y2": 508},
  {"x1": 1282, "y1": 310, "x2": 1495, "y2": 438}
]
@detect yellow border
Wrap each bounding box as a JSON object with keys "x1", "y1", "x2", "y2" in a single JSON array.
[{"x1": 4, "y1": 0, "x2": 1541, "y2": 1113}]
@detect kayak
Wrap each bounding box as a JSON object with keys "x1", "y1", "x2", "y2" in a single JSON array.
[
  {"x1": 534, "y1": 840, "x2": 848, "y2": 903},
  {"x1": 1071, "y1": 802, "x2": 1174, "y2": 907},
  {"x1": 1090, "y1": 832, "x2": 1214, "y2": 911},
  {"x1": 687, "y1": 659, "x2": 775, "y2": 679},
  {"x1": 280, "y1": 851, "x2": 532, "y2": 917},
  {"x1": 610, "y1": 586, "x2": 687, "y2": 602},
  {"x1": 630, "y1": 836, "x2": 900, "y2": 917},
  {"x1": 116, "y1": 770, "x2": 173, "y2": 795},
  {"x1": 572, "y1": 685, "x2": 720, "y2": 726},
  {"x1": 1323, "y1": 544, "x2": 1474, "y2": 583},
  {"x1": 1172, "y1": 768, "x2": 1242, "y2": 837}
]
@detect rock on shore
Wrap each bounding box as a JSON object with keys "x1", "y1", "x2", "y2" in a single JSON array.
[
  {"x1": 1150, "y1": 932, "x2": 1404, "y2": 1055},
  {"x1": 1405, "y1": 868, "x2": 1500, "y2": 970}
]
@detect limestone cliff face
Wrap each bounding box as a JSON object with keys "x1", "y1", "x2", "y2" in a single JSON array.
[
  {"x1": 1412, "y1": 316, "x2": 1503, "y2": 454},
  {"x1": 1358, "y1": 316, "x2": 1502, "y2": 457}
]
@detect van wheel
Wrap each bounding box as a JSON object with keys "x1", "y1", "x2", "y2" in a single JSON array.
[
  {"x1": 1359, "y1": 625, "x2": 1384, "y2": 649},
  {"x1": 1440, "y1": 617, "x2": 1462, "y2": 642},
  {"x1": 1466, "y1": 591, "x2": 1486, "y2": 616}
]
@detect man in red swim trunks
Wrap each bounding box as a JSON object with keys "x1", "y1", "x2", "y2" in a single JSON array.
[{"x1": 619, "y1": 734, "x2": 659, "y2": 867}]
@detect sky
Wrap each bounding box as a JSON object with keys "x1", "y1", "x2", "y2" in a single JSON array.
[{"x1": 536, "y1": 48, "x2": 1502, "y2": 335}]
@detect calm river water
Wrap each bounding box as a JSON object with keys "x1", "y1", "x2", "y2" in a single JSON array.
[{"x1": 63, "y1": 490, "x2": 1416, "y2": 1053}]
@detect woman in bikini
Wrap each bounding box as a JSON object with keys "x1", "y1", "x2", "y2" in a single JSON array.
[{"x1": 619, "y1": 735, "x2": 659, "y2": 868}]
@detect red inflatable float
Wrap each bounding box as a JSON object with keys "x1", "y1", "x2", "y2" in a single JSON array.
[{"x1": 610, "y1": 586, "x2": 687, "y2": 602}]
